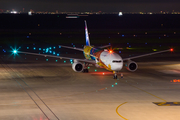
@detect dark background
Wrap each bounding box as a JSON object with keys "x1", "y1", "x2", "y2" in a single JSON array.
[{"x1": 0, "y1": 14, "x2": 180, "y2": 57}]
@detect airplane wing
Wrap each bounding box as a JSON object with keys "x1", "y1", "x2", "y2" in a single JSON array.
[
  {"x1": 59, "y1": 45, "x2": 98, "y2": 59},
  {"x1": 59, "y1": 45, "x2": 84, "y2": 51},
  {"x1": 122, "y1": 49, "x2": 173, "y2": 61},
  {"x1": 98, "y1": 45, "x2": 111, "y2": 49},
  {"x1": 17, "y1": 51, "x2": 96, "y2": 64}
]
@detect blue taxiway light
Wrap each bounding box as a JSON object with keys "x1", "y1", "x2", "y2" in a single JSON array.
[
  {"x1": 122, "y1": 35, "x2": 124, "y2": 37},
  {"x1": 112, "y1": 85, "x2": 114, "y2": 87},
  {"x1": 53, "y1": 51, "x2": 55, "y2": 55},
  {"x1": 33, "y1": 47, "x2": 36, "y2": 50},
  {"x1": 39, "y1": 48, "x2": 41, "y2": 50},
  {"x1": 56, "y1": 60, "x2": 58, "y2": 62},
  {"x1": 95, "y1": 69, "x2": 97, "y2": 72},
  {"x1": 59, "y1": 46, "x2": 61, "y2": 48},
  {"x1": 115, "y1": 83, "x2": 117, "y2": 85},
  {"x1": 53, "y1": 47, "x2": 56, "y2": 49},
  {"x1": 57, "y1": 53, "x2": 59, "y2": 56},
  {"x1": 49, "y1": 47, "x2": 52, "y2": 49},
  {"x1": 64, "y1": 61, "x2": 66, "y2": 63},
  {"x1": 46, "y1": 59, "x2": 48, "y2": 61},
  {"x1": 49, "y1": 51, "x2": 52, "y2": 53},
  {"x1": 70, "y1": 59, "x2": 73, "y2": 62},
  {"x1": 27, "y1": 47, "x2": 29, "y2": 49}
]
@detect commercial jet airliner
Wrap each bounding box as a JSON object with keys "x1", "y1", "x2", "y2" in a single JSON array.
[{"x1": 14, "y1": 21, "x2": 173, "y2": 79}]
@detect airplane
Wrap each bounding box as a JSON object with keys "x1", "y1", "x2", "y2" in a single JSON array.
[{"x1": 13, "y1": 20, "x2": 174, "y2": 79}]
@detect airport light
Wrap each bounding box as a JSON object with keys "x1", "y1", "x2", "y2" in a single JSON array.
[
  {"x1": 39, "y1": 48, "x2": 41, "y2": 50},
  {"x1": 46, "y1": 59, "x2": 48, "y2": 61},
  {"x1": 95, "y1": 69, "x2": 97, "y2": 72},
  {"x1": 53, "y1": 47, "x2": 56, "y2": 49},
  {"x1": 115, "y1": 83, "x2": 117, "y2": 85},
  {"x1": 64, "y1": 61, "x2": 66, "y2": 63},
  {"x1": 56, "y1": 60, "x2": 58, "y2": 62},
  {"x1": 33, "y1": 47, "x2": 36, "y2": 50},
  {"x1": 112, "y1": 85, "x2": 114, "y2": 87},
  {"x1": 57, "y1": 53, "x2": 59, "y2": 56},
  {"x1": 27, "y1": 47, "x2": 29, "y2": 49},
  {"x1": 13, "y1": 50, "x2": 17, "y2": 54}
]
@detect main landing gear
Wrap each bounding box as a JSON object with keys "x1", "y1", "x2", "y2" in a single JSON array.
[
  {"x1": 83, "y1": 63, "x2": 89, "y2": 73},
  {"x1": 83, "y1": 69, "x2": 89, "y2": 73}
]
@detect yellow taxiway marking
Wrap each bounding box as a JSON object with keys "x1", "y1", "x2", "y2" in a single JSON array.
[{"x1": 116, "y1": 102, "x2": 128, "y2": 120}]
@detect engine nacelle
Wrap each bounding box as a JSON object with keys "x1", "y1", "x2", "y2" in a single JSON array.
[
  {"x1": 72, "y1": 62, "x2": 84, "y2": 72},
  {"x1": 125, "y1": 60, "x2": 138, "y2": 72}
]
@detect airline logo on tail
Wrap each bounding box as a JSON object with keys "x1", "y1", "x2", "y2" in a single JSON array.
[{"x1": 85, "y1": 20, "x2": 90, "y2": 46}]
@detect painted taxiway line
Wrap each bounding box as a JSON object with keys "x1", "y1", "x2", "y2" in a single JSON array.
[{"x1": 116, "y1": 102, "x2": 128, "y2": 120}]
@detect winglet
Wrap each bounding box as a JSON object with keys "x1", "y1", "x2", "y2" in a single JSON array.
[{"x1": 84, "y1": 20, "x2": 90, "y2": 46}]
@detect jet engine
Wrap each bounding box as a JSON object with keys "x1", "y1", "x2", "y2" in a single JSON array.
[
  {"x1": 125, "y1": 60, "x2": 138, "y2": 72},
  {"x1": 72, "y1": 62, "x2": 84, "y2": 72}
]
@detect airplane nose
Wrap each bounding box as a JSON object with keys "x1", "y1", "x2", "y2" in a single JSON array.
[{"x1": 112, "y1": 63, "x2": 123, "y2": 71}]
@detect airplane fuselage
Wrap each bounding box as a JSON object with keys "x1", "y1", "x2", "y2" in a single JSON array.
[{"x1": 83, "y1": 46, "x2": 123, "y2": 72}]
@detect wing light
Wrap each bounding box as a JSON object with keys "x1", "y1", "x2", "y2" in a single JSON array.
[{"x1": 170, "y1": 48, "x2": 173, "y2": 52}]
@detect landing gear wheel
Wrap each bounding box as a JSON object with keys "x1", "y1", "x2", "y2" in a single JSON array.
[
  {"x1": 113, "y1": 74, "x2": 117, "y2": 79},
  {"x1": 83, "y1": 69, "x2": 89, "y2": 73}
]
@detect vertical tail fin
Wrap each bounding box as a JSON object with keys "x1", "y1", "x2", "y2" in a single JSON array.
[{"x1": 84, "y1": 20, "x2": 90, "y2": 46}]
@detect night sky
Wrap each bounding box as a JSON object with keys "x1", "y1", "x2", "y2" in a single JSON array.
[{"x1": 0, "y1": 0, "x2": 180, "y2": 12}]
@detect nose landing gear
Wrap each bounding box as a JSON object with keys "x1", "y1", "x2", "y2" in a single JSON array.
[
  {"x1": 113, "y1": 71, "x2": 118, "y2": 79},
  {"x1": 113, "y1": 71, "x2": 123, "y2": 79}
]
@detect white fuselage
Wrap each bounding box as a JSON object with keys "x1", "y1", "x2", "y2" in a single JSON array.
[{"x1": 99, "y1": 51, "x2": 123, "y2": 71}]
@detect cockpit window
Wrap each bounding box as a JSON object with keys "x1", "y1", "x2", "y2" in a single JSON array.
[{"x1": 112, "y1": 60, "x2": 122, "y2": 63}]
